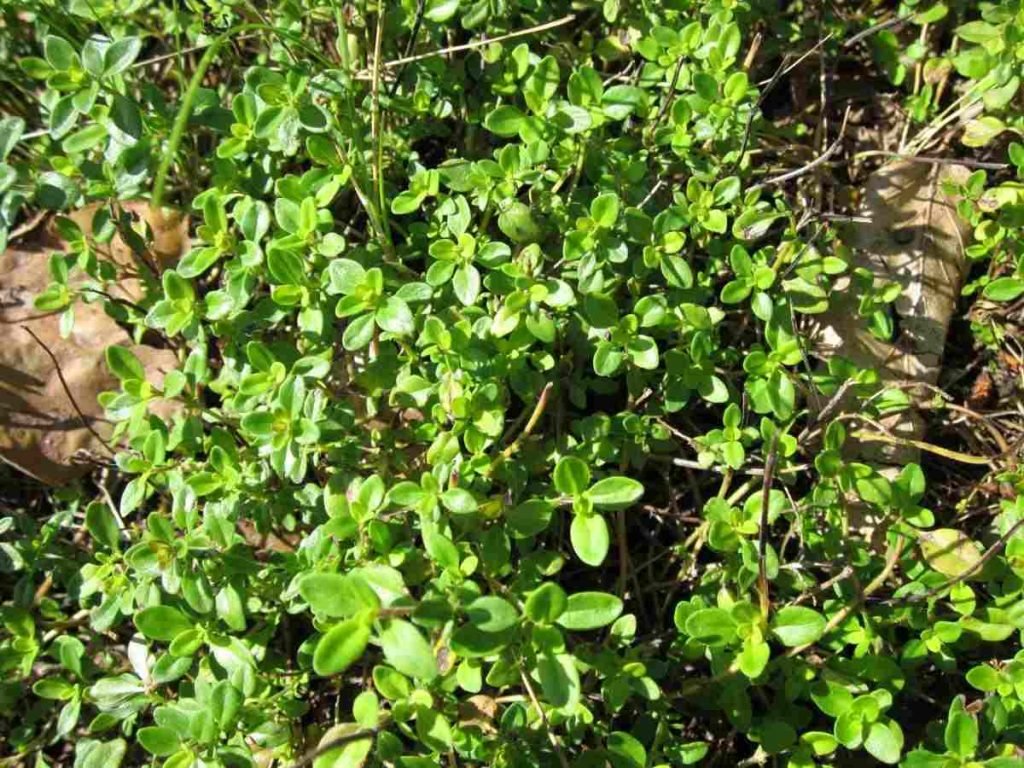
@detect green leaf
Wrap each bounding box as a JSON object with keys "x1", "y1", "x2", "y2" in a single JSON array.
[
  {"x1": 424, "y1": 0, "x2": 460, "y2": 22},
  {"x1": 553, "y1": 103, "x2": 592, "y2": 134},
  {"x1": 603, "y1": 85, "x2": 647, "y2": 119},
  {"x1": 138, "y1": 726, "x2": 180, "y2": 757},
  {"x1": 983, "y1": 277, "x2": 1024, "y2": 302},
  {"x1": 105, "y1": 346, "x2": 145, "y2": 382},
  {"x1": 525, "y1": 582, "x2": 567, "y2": 624},
  {"x1": 553, "y1": 456, "x2": 590, "y2": 495},
  {"x1": 608, "y1": 731, "x2": 646, "y2": 768},
  {"x1": 104, "y1": 37, "x2": 142, "y2": 75},
  {"x1": 685, "y1": 608, "x2": 737, "y2": 646},
  {"x1": 524, "y1": 55, "x2": 560, "y2": 113},
  {"x1": 44, "y1": 35, "x2": 77, "y2": 71},
  {"x1": 661, "y1": 254, "x2": 693, "y2": 288},
  {"x1": 703, "y1": 209, "x2": 728, "y2": 234},
  {"x1": 134, "y1": 605, "x2": 193, "y2": 642},
  {"x1": 586, "y1": 477, "x2": 643, "y2": 509},
  {"x1": 372, "y1": 666, "x2": 411, "y2": 700},
  {"x1": 944, "y1": 696, "x2": 978, "y2": 758},
  {"x1": 314, "y1": 616, "x2": 372, "y2": 676},
  {"x1": 312, "y1": 723, "x2": 373, "y2": 768},
  {"x1": 627, "y1": 335, "x2": 659, "y2": 370},
  {"x1": 498, "y1": 202, "x2": 540, "y2": 243},
  {"x1": 110, "y1": 94, "x2": 142, "y2": 139},
  {"x1": 390, "y1": 190, "x2": 424, "y2": 215},
  {"x1": 466, "y1": 596, "x2": 519, "y2": 632},
  {"x1": 62, "y1": 123, "x2": 107, "y2": 153},
  {"x1": 537, "y1": 652, "x2": 579, "y2": 709},
  {"x1": 737, "y1": 636, "x2": 770, "y2": 678},
  {"x1": 375, "y1": 296, "x2": 415, "y2": 335},
  {"x1": 570, "y1": 513, "x2": 610, "y2": 567},
  {"x1": 379, "y1": 620, "x2": 438, "y2": 681},
  {"x1": 863, "y1": 720, "x2": 903, "y2": 765},
  {"x1": 965, "y1": 664, "x2": 1000, "y2": 692},
  {"x1": 556, "y1": 591, "x2": 623, "y2": 630},
  {"x1": 770, "y1": 606, "x2": 826, "y2": 647},
  {"x1": 956, "y1": 20, "x2": 1001, "y2": 44},
  {"x1": 85, "y1": 502, "x2": 120, "y2": 550},
  {"x1": 952, "y1": 47, "x2": 990, "y2": 79},
  {"x1": 450, "y1": 625, "x2": 512, "y2": 657},
  {"x1": 506, "y1": 499, "x2": 554, "y2": 537},
  {"x1": 0, "y1": 117, "x2": 25, "y2": 161},
  {"x1": 441, "y1": 488, "x2": 477, "y2": 515},
  {"x1": 215, "y1": 584, "x2": 246, "y2": 632},
  {"x1": 591, "y1": 193, "x2": 620, "y2": 228},
  {"x1": 76, "y1": 739, "x2": 127, "y2": 768},
  {"x1": 724, "y1": 71, "x2": 749, "y2": 102},
  {"x1": 299, "y1": 573, "x2": 381, "y2": 618},
  {"x1": 584, "y1": 292, "x2": 619, "y2": 329},
  {"x1": 484, "y1": 105, "x2": 525, "y2": 137},
  {"x1": 267, "y1": 245, "x2": 306, "y2": 285},
  {"x1": 801, "y1": 731, "x2": 838, "y2": 757},
  {"x1": 343, "y1": 313, "x2": 376, "y2": 351},
  {"x1": 33, "y1": 677, "x2": 75, "y2": 700},
  {"x1": 677, "y1": 743, "x2": 709, "y2": 765},
  {"x1": 452, "y1": 264, "x2": 481, "y2": 306},
  {"x1": 733, "y1": 207, "x2": 783, "y2": 242},
  {"x1": 416, "y1": 706, "x2": 453, "y2": 752},
  {"x1": 961, "y1": 116, "x2": 1006, "y2": 148}
]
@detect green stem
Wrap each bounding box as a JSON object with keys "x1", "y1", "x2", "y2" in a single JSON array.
[{"x1": 152, "y1": 23, "x2": 331, "y2": 210}]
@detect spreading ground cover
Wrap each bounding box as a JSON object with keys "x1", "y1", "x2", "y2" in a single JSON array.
[{"x1": 2, "y1": 0, "x2": 1024, "y2": 766}]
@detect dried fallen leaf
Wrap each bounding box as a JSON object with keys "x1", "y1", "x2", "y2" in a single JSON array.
[
  {"x1": 811, "y1": 160, "x2": 972, "y2": 462},
  {"x1": 54, "y1": 202, "x2": 189, "y2": 304},
  {"x1": 458, "y1": 694, "x2": 498, "y2": 732},
  {"x1": 0, "y1": 204, "x2": 183, "y2": 485}
]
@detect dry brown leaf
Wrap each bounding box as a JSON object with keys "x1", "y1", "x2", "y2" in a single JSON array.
[
  {"x1": 458, "y1": 694, "x2": 499, "y2": 732},
  {"x1": 0, "y1": 204, "x2": 184, "y2": 485},
  {"x1": 810, "y1": 160, "x2": 971, "y2": 462},
  {"x1": 52, "y1": 202, "x2": 189, "y2": 304}
]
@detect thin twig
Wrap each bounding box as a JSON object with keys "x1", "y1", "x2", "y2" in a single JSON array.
[
  {"x1": 388, "y1": 0, "x2": 426, "y2": 96},
  {"x1": 742, "y1": 30, "x2": 764, "y2": 72},
  {"x1": 732, "y1": 35, "x2": 834, "y2": 173},
  {"x1": 286, "y1": 726, "x2": 381, "y2": 768},
  {"x1": 649, "y1": 55, "x2": 686, "y2": 134},
  {"x1": 791, "y1": 565, "x2": 854, "y2": 606},
  {"x1": 752, "y1": 105, "x2": 851, "y2": 190},
  {"x1": 797, "y1": 378, "x2": 855, "y2": 443},
  {"x1": 8, "y1": 210, "x2": 48, "y2": 242},
  {"x1": 757, "y1": 33, "x2": 834, "y2": 86},
  {"x1": 22, "y1": 326, "x2": 116, "y2": 457},
  {"x1": 638, "y1": 179, "x2": 665, "y2": 208},
  {"x1": 134, "y1": 33, "x2": 264, "y2": 70},
  {"x1": 843, "y1": 13, "x2": 913, "y2": 49},
  {"x1": 519, "y1": 666, "x2": 571, "y2": 768},
  {"x1": 371, "y1": 7, "x2": 389, "y2": 241},
  {"x1": 851, "y1": 430, "x2": 994, "y2": 465},
  {"x1": 499, "y1": 383, "x2": 553, "y2": 461},
  {"x1": 757, "y1": 433, "x2": 779, "y2": 619},
  {"x1": 655, "y1": 455, "x2": 809, "y2": 477},
  {"x1": 852, "y1": 150, "x2": 1009, "y2": 171},
  {"x1": 786, "y1": 535, "x2": 905, "y2": 657},
  {"x1": 377, "y1": 14, "x2": 575, "y2": 69},
  {"x1": 97, "y1": 476, "x2": 127, "y2": 532},
  {"x1": 817, "y1": 212, "x2": 872, "y2": 223}
]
